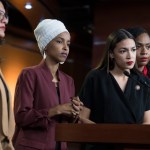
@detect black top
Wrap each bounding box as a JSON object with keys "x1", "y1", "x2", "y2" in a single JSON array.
[
  {"x1": 146, "y1": 63, "x2": 150, "y2": 78},
  {"x1": 79, "y1": 68, "x2": 150, "y2": 124},
  {"x1": 79, "y1": 68, "x2": 150, "y2": 150}
]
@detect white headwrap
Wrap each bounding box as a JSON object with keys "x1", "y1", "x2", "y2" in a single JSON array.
[{"x1": 34, "y1": 19, "x2": 68, "y2": 59}]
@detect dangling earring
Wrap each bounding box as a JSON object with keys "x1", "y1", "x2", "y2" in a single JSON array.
[
  {"x1": 43, "y1": 52, "x2": 46, "y2": 59},
  {"x1": 43, "y1": 48, "x2": 47, "y2": 59}
]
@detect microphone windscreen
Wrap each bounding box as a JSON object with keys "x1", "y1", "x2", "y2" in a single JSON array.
[{"x1": 123, "y1": 71, "x2": 130, "y2": 77}]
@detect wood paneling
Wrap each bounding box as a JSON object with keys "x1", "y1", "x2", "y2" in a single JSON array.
[{"x1": 92, "y1": 1, "x2": 150, "y2": 67}]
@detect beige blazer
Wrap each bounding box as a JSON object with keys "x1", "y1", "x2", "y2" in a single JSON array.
[{"x1": 0, "y1": 70, "x2": 15, "y2": 150}]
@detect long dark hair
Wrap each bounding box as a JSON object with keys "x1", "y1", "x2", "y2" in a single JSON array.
[{"x1": 96, "y1": 29, "x2": 135, "y2": 72}]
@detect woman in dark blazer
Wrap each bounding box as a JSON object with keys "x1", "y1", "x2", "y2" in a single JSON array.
[{"x1": 13, "y1": 19, "x2": 82, "y2": 150}]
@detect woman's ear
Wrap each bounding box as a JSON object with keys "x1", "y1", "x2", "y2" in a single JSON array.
[{"x1": 109, "y1": 51, "x2": 114, "y2": 59}]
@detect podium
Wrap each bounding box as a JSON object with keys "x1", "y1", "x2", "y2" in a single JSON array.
[{"x1": 55, "y1": 123, "x2": 150, "y2": 150}]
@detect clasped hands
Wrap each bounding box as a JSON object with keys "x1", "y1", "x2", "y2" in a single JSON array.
[
  {"x1": 55, "y1": 96, "x2": 83, "y2": 122},
  {"x1": 48, "y1": 96, "x2": 83, "y2": 123},
  {"x1": 71, "y1": 96, "x2": 83, "y2": 121}
]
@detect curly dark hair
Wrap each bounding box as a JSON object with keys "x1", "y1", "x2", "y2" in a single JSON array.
[{"x1": 126, "y1": 27, "x2": 149, "y2": 39}]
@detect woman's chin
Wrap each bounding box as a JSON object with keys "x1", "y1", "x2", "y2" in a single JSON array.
[{"x1": 0, "y1": 33, "x2": 5, "y2": 39}]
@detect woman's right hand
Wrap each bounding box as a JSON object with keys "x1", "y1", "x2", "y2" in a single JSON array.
[
  {"x1": 48, "y1": 101, "x2": 80, "y2": 118},
  {"x1": 56, "y1": 102, "x2": 78, "y2": 116}
]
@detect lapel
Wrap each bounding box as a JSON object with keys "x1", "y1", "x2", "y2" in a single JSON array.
[
  {"x1": 57, "y1": 70, "x2": 65, "y2": 104},
  {"x1": 0, "y1": 69, "x2": 15, "y2": 138},
  {"x1": 109, "y1": 73, "x2": 137, "y2": 122},
  {"x1": 0, "y1": 71, "x2": 9, "y2": 136},
  {"x1": 39, "y1": 60, "x2": 70, "y2": 104},
  {"x1": 39, "y1": 60, "x2": 60, "y2": 104},
  {"x1": 120, "y1": 88, "x2": 137, "y2": 122}
]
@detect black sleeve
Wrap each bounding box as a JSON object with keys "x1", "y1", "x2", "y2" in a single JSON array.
[
  {"x1": 144, "y1": 78, "x2": 150, "y2": 111},
  {"x1": 78, "y1": 71, "x2": 94, "y2": 109}
]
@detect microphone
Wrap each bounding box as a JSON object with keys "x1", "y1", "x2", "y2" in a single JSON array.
[{"x1": 123, "y1": 70, "x2": 150, "y2": 88}]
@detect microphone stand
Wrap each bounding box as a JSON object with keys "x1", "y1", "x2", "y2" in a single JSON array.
[{"x1": 123, "y1": 71, "x2": 150, "y2": 88}]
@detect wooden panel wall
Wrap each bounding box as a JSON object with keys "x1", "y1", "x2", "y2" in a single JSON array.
[{"x1": 92, "y1": 0, "x2": 150, "y2": 67}]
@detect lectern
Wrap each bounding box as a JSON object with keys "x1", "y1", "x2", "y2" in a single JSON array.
[{"x1": 55, "y1": 123, "x2": 150, "y2": 150}]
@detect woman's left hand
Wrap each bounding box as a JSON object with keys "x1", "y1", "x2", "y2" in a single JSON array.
[{"x1": 71, "y1": 96, "x2": 83, "y2": 122}]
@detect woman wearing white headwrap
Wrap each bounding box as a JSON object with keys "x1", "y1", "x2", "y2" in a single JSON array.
[{"x1": 12, "y1": 19, "x2": 83, "y2": 150}]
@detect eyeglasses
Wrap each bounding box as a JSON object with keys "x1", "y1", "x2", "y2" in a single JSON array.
[{"x1": 0, "y1": 10, "x2": 9, "y2": 24}]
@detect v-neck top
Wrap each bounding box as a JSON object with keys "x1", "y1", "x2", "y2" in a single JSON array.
[{"x1": 79, "y1": 67, "x2": 150, "y2": 124}]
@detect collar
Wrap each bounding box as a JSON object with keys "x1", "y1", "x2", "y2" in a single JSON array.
[{"x1": 142, "y1": 66, "x2": 148, "y2": 77}]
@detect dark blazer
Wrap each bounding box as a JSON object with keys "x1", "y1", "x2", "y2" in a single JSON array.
[
  {"x1": 79, "y1": 68, "x2": 150, "y2": 124},
  {"x1": 146, "y1": 63, "x2": 150, "y2": 78},
  {"x1": 13, "y1": 60, "x2": 75, "y2": 150}
]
